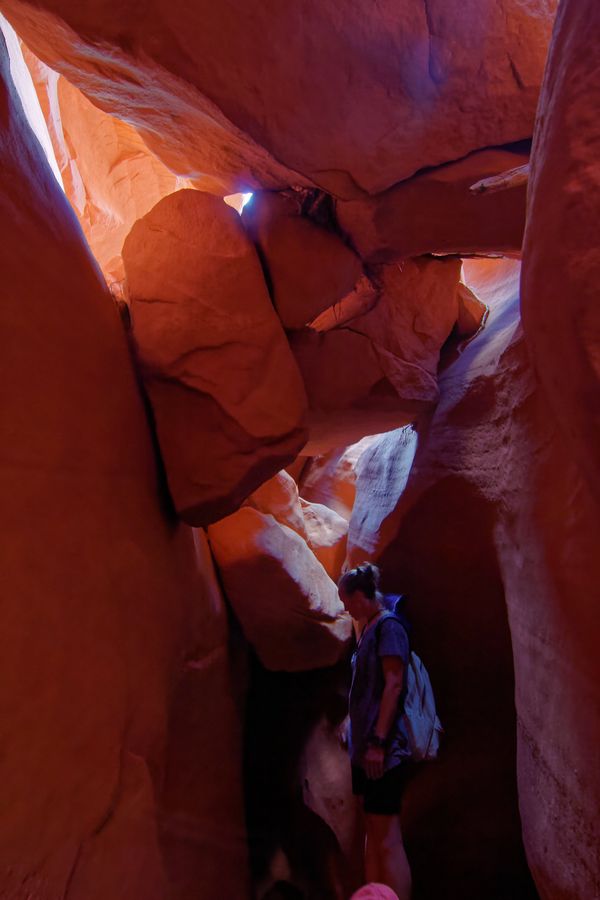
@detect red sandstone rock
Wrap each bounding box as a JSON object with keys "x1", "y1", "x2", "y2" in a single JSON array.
[
  {"x1": 208, "y1": 507, "x2": 351, "y2": 671},
  {"x1": 299, "y1": 437, "x2": 380, "y2": 521},
  {"x1": 243, "y1": 192, "x2": 363, "y2": 329},
  {"x1": 245, "y1": 470, "x2": 307, "y2": 539},
  {"x1": 336, "y1": 147, "x2": 529, "y2": 262},
  {"x1": 519, "y1": 0, "x2": 600, "y2": 893},
  {"x1": 123, "y1": 189, "x2": 308, "y2": 526},
  {"x1": 346, "y1": 259, "x2": 536, "y2": 898},
  {"x1": 289, "y1": 256, "x2": 462, "y2": 452},
  {"x1": 346, "y1": 256, "x2": 600, "y2": 898},
  {"x1": 1, "y1": 0, "x2": 556, "y2": 195},
  {"x1": 350, "y1": 257, "x2": 462, "y2": 403},
  {"x1": 300, "y1": 499, "x2": 348, "y2": 582},
  {"x1": 455, "y1": 282, "x2": 487, "y2": 338},
  {"x1": 0, "y1": 31, "x2": 247, "y2": 899},
  {"x1": 23, "y1": 45, "x2": 190, "y2": 285}
]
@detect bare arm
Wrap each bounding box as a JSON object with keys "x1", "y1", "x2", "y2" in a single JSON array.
[
  {"x1": 363, "y1": 655, "x2": 404, "y2": 779},
  {"x1": 374, "y1": 656, "x2": 405, "y2": 741}
]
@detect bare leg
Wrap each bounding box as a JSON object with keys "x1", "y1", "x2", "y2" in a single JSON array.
[{"x1": 365, "y1": 813, "x2": 412, "y2": 900}]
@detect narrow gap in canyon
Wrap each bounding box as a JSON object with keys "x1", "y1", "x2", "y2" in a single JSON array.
[{"x1": 0, "y1": 3, "x2": 598, "y2": 900}]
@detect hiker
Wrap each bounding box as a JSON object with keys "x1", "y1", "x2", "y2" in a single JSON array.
[{"x1": 338, "y1": 563, "x2": 413, "y2": 900}]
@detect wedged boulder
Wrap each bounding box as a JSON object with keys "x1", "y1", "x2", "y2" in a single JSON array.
[
  {"x1": 243, "y1": 191, "x2": 363, "y2": 329},
  {"x1": 289, "y1": 256, "x2": 462, "y2": 451},
  {"x1": 0, "y1": 29, "x2": 247, "y2": 900},
  {"x1": 300, "y1": 499, "x2": 348, "y2": 582},
  {"x1": 350, "y1": 257, "x2": 463, "y2": 403},
  {"x1": 245, "y1": 470, "x2": 307, "y2": 539},
  {"x1": 299, "y1": 436, "x2": 381, "y2": 521},
  {"x1": 1, "y1": 0, "x2": 556, "y2": 195},
  {"x1": 208, "y1": 507, "x2": 351, "y2": 671},
  {"x1": 336, "y1": 146, "x2": 529, "y2": 262},
  {"x1": 23, "y1": 44, "x2": 190, "y2": 285},
  {"x1": 123, "y1": 189, "x2": 308, "y2": 526}
]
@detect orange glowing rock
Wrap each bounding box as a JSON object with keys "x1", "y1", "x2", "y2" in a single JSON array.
[
  {"x1": 0, "y1": 34, "x2": 247, "y2": 898},
  {"x1": 245, "y1": 470, "x2": 307, "y2": 539},
  {"x1": 336, "y1": 146, "x2": 529, "y2": 263},
  {"x1": 22, "y1": 45, "x2": 190, "y2": 285},
  {"x1": 243, "y1": 191, "x2": 363, "y2": 329},
  {"x1": 208, "y1": 507, "x2": 352, "y2": 671},
  {"x1": 1, "y1": 0, "x2": 556, "y2": 195},
  {"x1": 123, "y1": 189, "x2": 308, "y2": 526}
]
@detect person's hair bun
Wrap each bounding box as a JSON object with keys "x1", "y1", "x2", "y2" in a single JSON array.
[{"x1": 338, "y1": 562, "x2": 381, "y2": 599}]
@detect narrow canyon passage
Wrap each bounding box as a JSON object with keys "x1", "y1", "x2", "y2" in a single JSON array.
[{"x1": 0, "y1": 2, "x2": 598, "y2": 900}]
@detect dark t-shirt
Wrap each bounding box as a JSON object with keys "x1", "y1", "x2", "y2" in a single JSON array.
[{"x1": 348, "y1": 610, "x2": 410, "y2": 771}]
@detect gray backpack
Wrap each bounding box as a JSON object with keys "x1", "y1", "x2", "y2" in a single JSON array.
[{"x1": 377, "y1": 610, "x2": 443, "y2": 762}]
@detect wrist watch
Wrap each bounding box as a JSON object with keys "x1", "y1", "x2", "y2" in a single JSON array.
[{"x1": 368, "y1": 734, "x2": 386, "y2": 748}]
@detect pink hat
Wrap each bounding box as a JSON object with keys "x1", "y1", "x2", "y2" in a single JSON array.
[{"x1": 350, "y1": 884, "x2": 399, "y2": 900}]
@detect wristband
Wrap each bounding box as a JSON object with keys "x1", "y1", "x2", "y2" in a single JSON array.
[{"x1": 368, "y1": 734, "x2": 386, "y2": 748}]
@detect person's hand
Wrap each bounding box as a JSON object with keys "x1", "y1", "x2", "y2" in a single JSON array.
[
  {"x1": 336, "y1": 715, "x2": 351, "y2": 748},
  {"x1": 363, "y1": 744, "x2": 385, "y2": 780}
]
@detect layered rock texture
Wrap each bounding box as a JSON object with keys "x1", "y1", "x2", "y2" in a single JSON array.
[
  {"x1": 2, "y1": 0, "x2": 599, "y2": 899},
  {"x1": 123, "y1": 189, "x2": 308, "y2": 526},
  {"x1": 0, "y1": 31, "x2": 247, "y2": 900},
  {"x1": 0, "y1": 0, "x2": 556, "y2": 195}
]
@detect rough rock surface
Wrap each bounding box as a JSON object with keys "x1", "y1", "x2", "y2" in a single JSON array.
[
  {"x1": 350, "y1": 257, "x2": 463, "y2": 404},
  {"x1": 0, "y1": 33, "x2": 247, "y2": 900},
  {"x1": 245, "y1": 470, "x2": 307, "y2": 539},
  {"x1": 0, "y1": 0, "x2": 556, "y2": 195},
  {"x1": 290, "y1": 256, "x2": 462, "y2": 452},
  {"x1": 243, "y1": 191, "x2": 363, "y2": 329},
  {"x1": 300, "y1": 499, "x2": 349, "y2": 582},
  {"x1": 337, "y1": 146, "x2": 529, "y2": 262},
  {"x1": 299, "y1": 436, "x2": 380, "y2": 521},
  {"x1": 208, "y1": 507, "x2": 351, "y2": 671},
  {"x1": 23, "y1": 44, "x2": 190, "y2": 285},
  {"x1": 123, "y1": 189, "x2": 308, "y2": 527},
  {"x1": 346, "y1": 260, "x2": 536, "y2": 899},
  {"x1": 346, "y1": 257, "x2": 600, "y2": 899},
  {"x1": 519, "y1": 1, "x2": 600, "y2": 894}
]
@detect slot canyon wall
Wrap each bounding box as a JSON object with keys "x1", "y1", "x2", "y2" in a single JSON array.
[{"x1": 0, "y1": 0, "x2": 598, "y2": 899}]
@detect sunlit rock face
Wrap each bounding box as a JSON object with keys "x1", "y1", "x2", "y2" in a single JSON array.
[
  {"x1": 0, "y1": 0, "x2": 556, "y2": 195},
  {"x1": 0, "y1": 33, "x2": 247, "y2": 900},
  {"x1": 208, "y1": 507, "x2": 351, "y2": 671},
  {"x1": 519, "y1": 0, "x2": 600, "y2": 894},
  {"x1": 22, "y1": 45, "x2": 190, "y2": 286},
  {"x1": 337, "y1": 145, "x2": 530, "y2": 262},
  {"x1": 123, "y1": 189, "x2": 309, "y2": 527}
]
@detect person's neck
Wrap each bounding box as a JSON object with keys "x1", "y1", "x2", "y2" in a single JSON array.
[{"x1": 363, "y1": 598, "x2": 383, "y2": 627}]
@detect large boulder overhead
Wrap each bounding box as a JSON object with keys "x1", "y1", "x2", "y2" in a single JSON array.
[
  {"x1": 337, "y1": 145, "x2": 530, "y2": 263},
  {"x1": 123, "y1": 189, "x2": 308, "y2": 527},
  {"x1": 0, "y1": 0, "x2": 556, "y2": 196},
  {"x1": 243, "y1": 191, "x2": 363, "y2": 330}
]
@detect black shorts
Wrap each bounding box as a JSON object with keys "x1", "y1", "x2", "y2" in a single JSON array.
[{"x1": 351, "y1": 762, "x2": 413, "y2": 815}]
